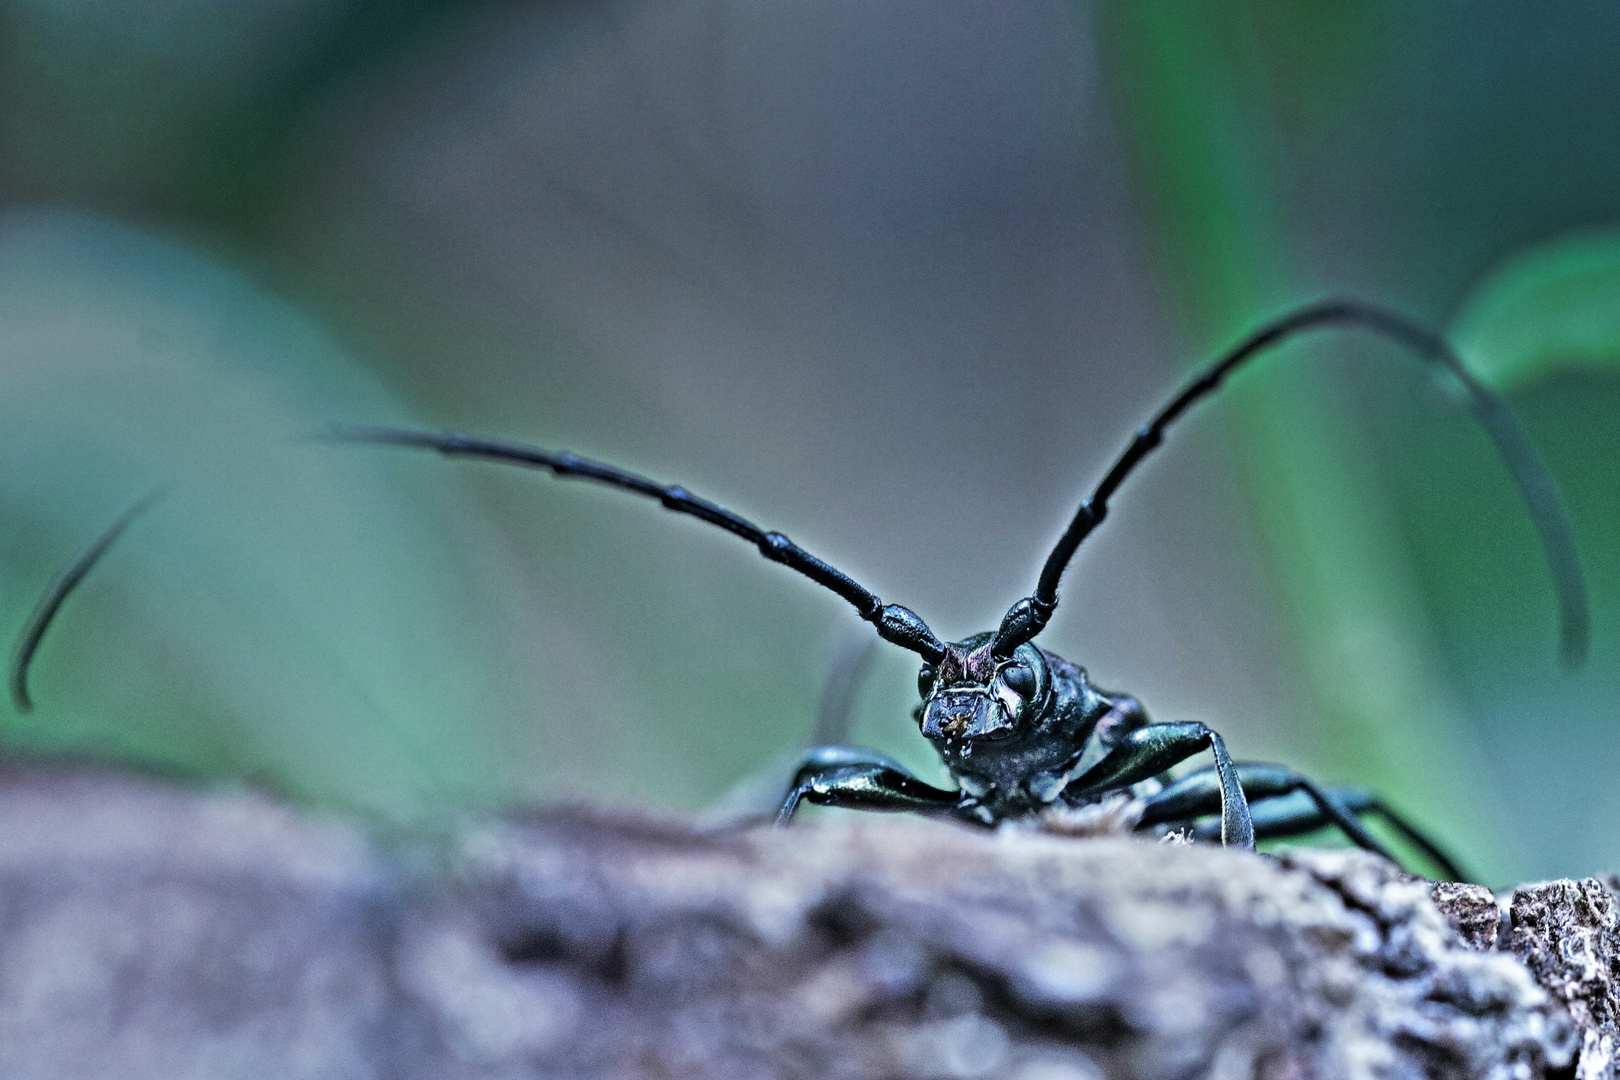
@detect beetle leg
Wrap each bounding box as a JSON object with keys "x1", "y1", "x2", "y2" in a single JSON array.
[
  {"x1": 775, "y1": 746, "x2": 962, "y2": 826},
  {"x1": 1064, "y1": 722, "x2": 1253, "y2": 849},
  {"x1": 1143, "y1": 761, "x2": 1385, "y2": 861},
  {"x1": 1141, "y1": 762, "x2": 1468, "y2": 881},
  {"x1": 1184, "y1": 788, "x2": 1374, "y2": 844},
  {"x1": 1079, "y1": 690, "x2": 1178, "y2": 785},
  {"x1": 1359, "y1": 797, "x2": 1470, "y2": 883}
]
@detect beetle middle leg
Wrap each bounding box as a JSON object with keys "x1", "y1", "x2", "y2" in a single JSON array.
[{"x1": 1138, "y1": 762, "x2": 1467, "y2": 880}]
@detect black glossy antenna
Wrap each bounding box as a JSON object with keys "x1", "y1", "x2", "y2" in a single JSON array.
[
  {"x1": 991, "y1": 298, "x2": 1590, "y2": 665},
  {"x1": 10, "y1": 489, "x2": 163, "y2": 713},
  {"x1": 328, "y1": 425, "x2": 948, "y2": 664}
]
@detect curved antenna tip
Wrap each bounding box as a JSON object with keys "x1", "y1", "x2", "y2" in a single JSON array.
[
  {"x1": 1561, "y1": 614, "x2": 1590, "y2": 671},
  {"x1": 8, "y1": 676, "x2": 32, "y2": 715},
  {"x1": 9, "y1": 489, "x2": 163, "y2": 714}
]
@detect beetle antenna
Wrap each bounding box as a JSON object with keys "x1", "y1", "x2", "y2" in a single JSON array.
[
  {"x1": 328, "y1": 425, "x2": 948, "y2": 664},
  {"x1": 991, "y1": 298, "x2": 1590, "y2": 666},
  {"x1": 10, "y1": 488, "x2": 163, "y2": 713}
]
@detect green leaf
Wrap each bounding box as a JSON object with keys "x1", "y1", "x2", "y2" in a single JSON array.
[{"x1": 1451, "y1": 231, "x2": 1620, "y2": 391}]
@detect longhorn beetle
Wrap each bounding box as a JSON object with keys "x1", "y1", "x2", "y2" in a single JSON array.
[{"x1": 13, "y1": 300, "x2": 1588, "y2": 880}]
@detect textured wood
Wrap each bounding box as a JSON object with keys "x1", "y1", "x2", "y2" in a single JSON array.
[
  {"x1": 1437, "y1": 874, "x2": 1620, "y2": 1080},
  {"x1": 0, "y1": 764, "x2": 1599, "y2": 1078}
]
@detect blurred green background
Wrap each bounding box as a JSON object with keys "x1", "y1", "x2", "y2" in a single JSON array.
[{"x1": 0, "y1": 0, "x2": 1616, "y2": 886}]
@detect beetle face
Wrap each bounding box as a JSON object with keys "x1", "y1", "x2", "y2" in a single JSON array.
[{"x1": 916, "y1": 639, "x2": 1050, "y2": 744}]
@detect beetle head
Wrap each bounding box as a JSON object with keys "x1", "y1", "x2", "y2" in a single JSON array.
[{"x1": 915, "y1": 634, "x2": 1051, "y2": 744}]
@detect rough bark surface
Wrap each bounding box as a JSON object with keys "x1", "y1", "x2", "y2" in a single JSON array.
[
  {"x1": 1435, "y1": 876, "x2": 1620, "y2": 1080},
  {"x1": 0, "y1": 763, "x2": 1609, "y2": 1079}
]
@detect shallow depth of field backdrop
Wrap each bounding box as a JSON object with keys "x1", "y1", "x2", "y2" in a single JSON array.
[{"x1": 0, "y1": 1, "x2": 1616, "y2": 887}]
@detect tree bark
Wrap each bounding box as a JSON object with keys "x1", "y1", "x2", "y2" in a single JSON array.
[{"x1": 0, "y1": 763, "x2": 1609, "y2": 1079}]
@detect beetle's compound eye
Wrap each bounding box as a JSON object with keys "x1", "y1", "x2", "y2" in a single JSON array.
[
  {"x1": 917, "y1": 664, "x2": 936, "y2": 698},
  {"x1": 1000, "y1": 662, "x2": 1036, "y2": 698},
  {"x1": 993, "y1": 644, "x2": 1051, "y2": 723}
]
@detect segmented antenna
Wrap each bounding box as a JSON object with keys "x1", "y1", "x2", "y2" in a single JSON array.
[
  {"x1": 10, "y1": 490, "x2": 163, "y2": 713},
  {"x1": 328, "y1": 425, "x2": 948, "y2": 663},
  {"x1": 991, "y1": 299, "x2": 1590, "y2": 665}
]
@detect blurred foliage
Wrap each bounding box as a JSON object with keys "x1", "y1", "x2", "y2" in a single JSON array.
[
  {"x1": 1096, "y1": 0, "x2": 1620, "y2": 884},
  {"x1": 1452, "y1": 232, "x2": 1620, "y2": 391},
  {"x1": 0, "y1": 0, "x2": 486, "y2": 220},
  {"x1": 1, "y1": 0, "x2": 1618, "y2": 886},
  {"x1": 0, "y1": 207, "x2": 567, "y2": 822},
  {"x1": 1095, "y1": 0, "x2": 1501, "y2": 879}
]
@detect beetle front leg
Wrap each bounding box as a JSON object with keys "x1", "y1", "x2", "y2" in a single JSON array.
[
  {"x1": 1064, "y1": 722, "x2": 1253, "y2": 849},
  {"x1": 776, "y1": 746, "x2": 962, "y2": 826}
]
